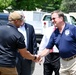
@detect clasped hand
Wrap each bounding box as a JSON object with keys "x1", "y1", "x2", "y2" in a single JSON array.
[
  {"x1": 33, "y1": 55, "x2": 43, "y2": 65},
  {"x1": 33, "y1": 55, "x2": 41, "y2": 62}
]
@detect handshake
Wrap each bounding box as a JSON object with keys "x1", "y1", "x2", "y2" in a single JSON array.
[{"x1": 32, "y1": 55, "x2": 42, "y2": 63}]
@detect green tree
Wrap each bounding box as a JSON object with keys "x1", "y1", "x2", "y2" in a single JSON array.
[
  {"x1": 60, "y1": 0, "x2": 76, "y2": 12},
  {"x1": 0, "y1": 0, "x2": 62, "y2": 12},
  {"x1": 12, "y1": 0, "x2": 36, "y2": 10},
  {"x1": 35, "y1": 0, "x2": 62, "y2": 12},
  {"x1": 0, "y1": 0, "x2": 12, "y2": 12},
  {"x1": 11, "y1": 0, "x2": 62, "y2": 12}
]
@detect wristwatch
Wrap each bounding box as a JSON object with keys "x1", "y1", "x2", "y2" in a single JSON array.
[{"x1": 34, "y1": 56, "x2": 37, "y2": 60}]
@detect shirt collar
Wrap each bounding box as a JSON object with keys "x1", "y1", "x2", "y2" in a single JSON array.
[{"x1": 7, "y1": 23, "x2": 17, "y2": 29}]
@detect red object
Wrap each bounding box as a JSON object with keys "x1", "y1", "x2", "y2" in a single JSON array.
[{"x1": 44, "y1": 22, "x2": 46, "y2": 25}]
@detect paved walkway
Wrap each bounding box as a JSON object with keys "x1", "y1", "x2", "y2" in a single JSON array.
[
  {"x1": 32, "y1": 62, "x2": 55, "y2": 75},
  {"x1": 32, "y1": 62, "x2": 43, "y2": 75}
]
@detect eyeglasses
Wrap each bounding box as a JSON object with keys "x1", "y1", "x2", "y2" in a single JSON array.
[
  {"x1": 51, "y1": 18, "x2": 56, "y2": 20},
  {"x1": 51, "y1": 17, "x2": 59, "y2": 20}
]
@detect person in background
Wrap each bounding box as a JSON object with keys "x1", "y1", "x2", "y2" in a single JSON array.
[
  {"x1": 0, "y1": 11, "x2": 39, "y2": 75},
  {"x1": 38, "y1": 10, "x2": 76, "y2": 75},
  {"x1": 38, "y1": 26, "x2": 60, "y2": 75},
  {"x1": 16, "y1": 12, "x2": 38, "y2": 75}
]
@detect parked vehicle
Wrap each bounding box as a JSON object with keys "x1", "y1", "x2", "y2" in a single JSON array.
[
  {"x1": 69, "y1": 12, "x2": 76, "y2": 19},
  {"x1": 0, "y1": 13, "x2": 9, "y2": 26}
]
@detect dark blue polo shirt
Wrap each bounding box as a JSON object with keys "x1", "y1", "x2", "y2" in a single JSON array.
[
  {"x1": 46, "y1": 23, "x2": 76, "y2": 58},
  {"x1": 0, "y1": 23, "x2": 25, "y2": 67}
]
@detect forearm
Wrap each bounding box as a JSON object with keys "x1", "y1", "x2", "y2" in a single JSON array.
[
  {"x1": 38, "y1": 48, "x2": 50, "y2": 57},
  {"x1": 19, "y1": 48, "x2": 36, "y2": 61}
]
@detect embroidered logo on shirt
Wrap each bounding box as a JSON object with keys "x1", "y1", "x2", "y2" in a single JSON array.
[
  {"x1": 65, "y1": 30, "x2": 70, "y2": 36},
  {"x1": 7, "y1": 26, "x2": 10, "y2": 28}
]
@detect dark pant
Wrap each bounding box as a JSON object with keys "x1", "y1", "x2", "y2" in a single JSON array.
[
  {"x1": 16, "y1": 54, "x2": 32, "y2": 75},
  {"x1": 43, "y1": 53, "x2": 60, "y2": 75}
]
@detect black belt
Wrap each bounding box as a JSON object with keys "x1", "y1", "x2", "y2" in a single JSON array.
[{"x1": 62, "y1": 54, "x2": 76, "y2": 61}]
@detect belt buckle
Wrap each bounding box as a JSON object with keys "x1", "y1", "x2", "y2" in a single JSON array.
[
  {"x1": 72, "y1": 55, "x2": 76, "y2": 59},
  {"x1": 62, "y1": 58, "x2": 68, "y2": 61},
  {"x1": 65, "y1": 56, "x2": 73, "y2": 61},
  {"x1": 65, "y1": 58, "x2": 69, "y2": 61}
]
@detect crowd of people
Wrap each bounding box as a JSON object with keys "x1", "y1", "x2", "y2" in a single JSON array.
[{"x1": 0, "y1": 10, "x2": 76, "y2": 75}]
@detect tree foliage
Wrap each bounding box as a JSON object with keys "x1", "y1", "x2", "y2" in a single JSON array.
[
  {"x1": 0, "y1": 0, "x2": 12, "y2": 12},
  {"x1": 35, "y1": 0, "x2": 62, "y2": 12},
  {"x1": 11, "y1": 0, "x2": 62, "y2": 12},
  {"x1": 60, "y1": 0, "x2": 76, "y2": 12},
  {"x1": 0, "y1": 0, "x2": 62, "y2": 12},
  {"x1": 11, "y1": 0, "x2": 36, "y2": 10}
]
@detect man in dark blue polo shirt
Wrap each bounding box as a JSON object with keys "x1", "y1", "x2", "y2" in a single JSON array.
[
  {"x1": 38, "y1": 10, "x2": 76, "y2": 75},
  {"x1": 0, "y1": 11, "x2": 39, "y2": 75}
]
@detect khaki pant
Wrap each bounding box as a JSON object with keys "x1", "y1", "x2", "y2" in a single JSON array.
[
  {"x1": 0, "y1": 67, "x2": 18, "y2": 75},
  {"x1": 60, "y1": 57, "x2": 76, "y2": 75}
]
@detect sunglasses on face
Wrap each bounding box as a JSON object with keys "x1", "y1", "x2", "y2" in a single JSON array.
[
  {"x1": 51, "y1": 17, "x2": 59, "y2": 20},
  {"x1": 51, "y1": 18, "x2": 56, "y2": 20}
]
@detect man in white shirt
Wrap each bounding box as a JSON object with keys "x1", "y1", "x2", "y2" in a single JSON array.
[{"x1": 38, "y1": 26, "x2": 60, "y2": 75}]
